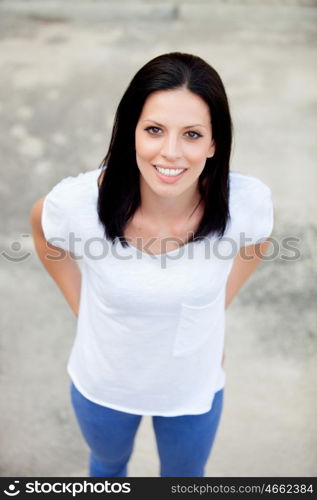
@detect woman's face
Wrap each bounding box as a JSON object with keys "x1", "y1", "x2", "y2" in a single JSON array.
[
  {"x1": 135, "y1": 88, "x2": 215, "y2": 197},
  {"x1": 135, "y1": 88, "x2": 215, "y2": 199}
]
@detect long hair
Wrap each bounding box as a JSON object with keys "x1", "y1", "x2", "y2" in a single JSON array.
[{"x1": 97, "y1": 52, "x2": 233, "y2": 248}]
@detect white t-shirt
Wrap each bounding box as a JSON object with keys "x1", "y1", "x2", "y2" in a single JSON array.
[{"x1": 41, "y1": 167, "x2": 274, "y2": 416}]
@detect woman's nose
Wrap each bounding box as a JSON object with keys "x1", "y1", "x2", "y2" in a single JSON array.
[{"x1": 160, "y1": 135, "x2": 182, "y2": 161}]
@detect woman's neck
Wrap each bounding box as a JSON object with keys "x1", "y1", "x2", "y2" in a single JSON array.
[{"x1": 138, "y1": 179, "x2": 202, "y2": 231}]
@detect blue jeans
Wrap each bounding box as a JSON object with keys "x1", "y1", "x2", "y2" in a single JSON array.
[{"x1": 70, "y1": 382, "x2": 224, "y2": 477}]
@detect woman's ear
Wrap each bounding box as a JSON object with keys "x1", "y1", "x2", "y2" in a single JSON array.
[{"x1": 207, "y1": 139, "x2": 216, "y2": 158}]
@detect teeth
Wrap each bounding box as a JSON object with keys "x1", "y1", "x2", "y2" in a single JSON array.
[{"x1": 155, "y1": 166, "x2": 185, "y2": 177}]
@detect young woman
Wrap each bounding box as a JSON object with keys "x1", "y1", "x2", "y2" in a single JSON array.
[{"x1": 30, "y1": 52, "x2": 273, "y2": 477}]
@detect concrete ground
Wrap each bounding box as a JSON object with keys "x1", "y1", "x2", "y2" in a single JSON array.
[{"x1": 0, "y1": 1, "x2": 316, "y2": 477}]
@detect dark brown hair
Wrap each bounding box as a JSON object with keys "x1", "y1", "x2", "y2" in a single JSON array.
[{"x1": 97, "y1": 52, "x2": 233, "y2": 247}]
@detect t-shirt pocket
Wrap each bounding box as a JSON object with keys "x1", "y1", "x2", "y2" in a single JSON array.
[{"x1": 173, "y1": 290, "x2": 224, "y2": 357}]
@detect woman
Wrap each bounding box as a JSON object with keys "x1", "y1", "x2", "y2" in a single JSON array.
[{"x1": 30, "y1": 52, "x2": 273, "y2": 477}]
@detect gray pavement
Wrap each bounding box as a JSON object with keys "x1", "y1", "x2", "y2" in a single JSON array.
[{"x1": 0, "y1": 1, "x2": 316, "y2": 477}]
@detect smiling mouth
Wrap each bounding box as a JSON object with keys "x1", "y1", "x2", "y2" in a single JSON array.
[{"x1": 153, "y1": 165, "x2": 187, "y2": 177}]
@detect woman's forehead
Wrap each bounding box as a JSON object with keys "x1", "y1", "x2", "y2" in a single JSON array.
[{"x1": 139, "y1": 88, "x2": 211, "y2": 125}]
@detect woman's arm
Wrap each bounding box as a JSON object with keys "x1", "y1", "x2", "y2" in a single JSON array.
[
  {"x1": 29, "y1": 197, "x2": 82, "y2": 317},
  {"x1": 221, "y1": 240, "x2": 271, "y2": 366},
  {"x1": 225, "y1": 240, "x2": 271, "y2": 309}
]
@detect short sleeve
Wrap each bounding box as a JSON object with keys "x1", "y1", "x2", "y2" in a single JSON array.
[
  {"x1": 238, "y1": 182, "x2": 274, "y2": 248},
  {"x1": 41, "y1": 175, "x2": 77, "y2": 252}
]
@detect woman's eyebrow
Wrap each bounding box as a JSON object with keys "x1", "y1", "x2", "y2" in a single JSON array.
[{"x1": 141, "y1": 119, "x2": 207, "y2": 129}]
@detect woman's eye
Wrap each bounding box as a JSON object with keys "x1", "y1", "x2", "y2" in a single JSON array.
[
  {"x1": 186, "y1": 131, "x2": 202, "y2": 139},
  {"x1": 145, "y1": 126, "x2": 161, "y2": 135},
  {"x1": 144, "y1": 127, "x2": 202, "y2": 139}
]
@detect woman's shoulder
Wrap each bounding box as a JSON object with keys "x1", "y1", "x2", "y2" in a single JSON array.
[
  {"x1": 66, "y1": 167, "x2": 102, "y2": 186},
  {"x1": 47, "y1": 167, "x2": 101, "y2": 197},
  {"x1": 226, "y1": 171, "x2": 274, "y2": 243},
  {"x1": 229, "y1": 171, "x2": 272, "y2": 206}
]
